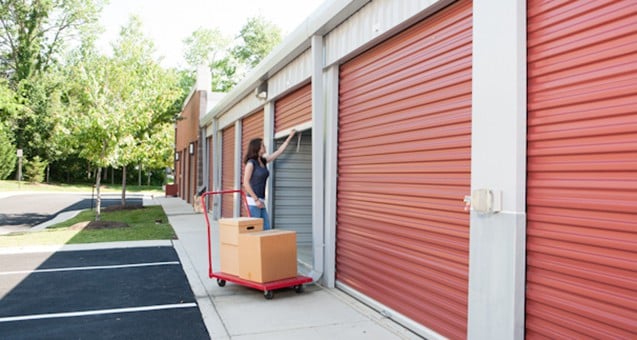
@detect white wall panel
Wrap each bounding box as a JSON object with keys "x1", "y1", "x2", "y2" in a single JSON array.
[
  {"x1": 217, "y1": 95, "x2": 263, "y2": 130},
  {"x1": 269, "y1": 49, "x2": 312, "y2": 100},
  {"x1": 325, "y1": 0, "x2": 440, "y2": 66}
]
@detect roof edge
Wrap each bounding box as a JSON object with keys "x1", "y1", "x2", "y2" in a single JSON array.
[{"x1": 200, "y1": 0, "x2": 371, "y2": 127}]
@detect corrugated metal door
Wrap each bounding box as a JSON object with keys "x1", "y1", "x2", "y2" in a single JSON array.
[
  {"x1": 526, "y1": 1, "x2": 637, "y2": 338},
  {"x1": 273, "y1": 130, "x2": 312, "y2": 243},
  {"x1": 241, "y1": 111, "x2": 264, "y2": 216},
  {"x1": 275, "y1": 83, "x2": 312, "y2": 132},
  {"x1": 221, "y1": 125, "x2": 235, "y2": 218},
  {"x1": 336, "y1": 1, "x2": 472, "y2": 339}
]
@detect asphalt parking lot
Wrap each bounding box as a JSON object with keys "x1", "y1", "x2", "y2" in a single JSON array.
[{"x1": 0, "y1": 246, "x2": 209, "y2": 339}]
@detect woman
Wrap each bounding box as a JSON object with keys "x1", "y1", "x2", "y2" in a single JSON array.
[{"x1": 243, "y1": 130, "x2": 296, "y2": 230}]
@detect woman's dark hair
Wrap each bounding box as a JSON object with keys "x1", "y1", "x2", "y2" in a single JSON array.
[{"x1": 244, "y1": 138, "x2": 266, "y2": 164}]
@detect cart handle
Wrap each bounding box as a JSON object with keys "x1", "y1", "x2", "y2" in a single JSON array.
[{"x1": 200, "y1": 190, "x2": 251, "y2": 278}]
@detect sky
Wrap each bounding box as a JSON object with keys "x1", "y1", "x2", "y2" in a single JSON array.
[{"x1": 98, "y1": 0, "x2": 326, "y2": 69}]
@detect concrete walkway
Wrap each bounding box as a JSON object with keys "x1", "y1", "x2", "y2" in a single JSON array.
[
  {"x1": 151, "y1": 196, "x2": 421, "y2": 340},
  {"x1": 0, "y1": 192, "x2": 421, "y2": 339}
]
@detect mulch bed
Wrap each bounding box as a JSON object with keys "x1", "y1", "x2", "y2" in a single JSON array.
[
  {"x1": 69, "y1": 221, "x2": 130, "y2": 230},
  {"x1": 69, "y1": 204, "x2": 145, "y2": 230}
]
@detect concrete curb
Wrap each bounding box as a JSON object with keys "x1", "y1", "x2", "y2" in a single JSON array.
[{"x1": 0, "y1": 240, "x2": 173, "y2": 255}]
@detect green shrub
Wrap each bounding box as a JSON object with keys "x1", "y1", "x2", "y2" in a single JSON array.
[
  {"x1": 0, "y1": 126, "x2": 16, "y2": 180},
  {"x1": 24, "y1": 155, "x2": 48, "y2": 183}
]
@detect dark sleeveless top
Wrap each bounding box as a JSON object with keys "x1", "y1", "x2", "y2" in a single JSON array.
[{"x1": 248, "y1": 158, "x2": 269, "y2": 199}]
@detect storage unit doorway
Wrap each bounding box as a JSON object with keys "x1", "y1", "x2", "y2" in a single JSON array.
[{"x1": 273, "y1": 130, "x2": 313, "y2": 271}]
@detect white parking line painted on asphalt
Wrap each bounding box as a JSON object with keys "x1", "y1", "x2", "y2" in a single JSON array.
[
  {"x1": 0, "y1": 261, "x2": 180, "y2": 275},
  {"x1": 0, "y1": 303, "x2": 198, "y2": 323}
]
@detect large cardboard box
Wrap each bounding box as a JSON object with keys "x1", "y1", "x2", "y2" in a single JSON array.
[
  {"x1": 238, "y1": 230, "x2": 297, "y2": 283},
  {"x1": 219, "y1": 218, "x2": 263, "y2": 275},
  {"x1": 220, "y1": 244, "x2": 239, "y2": 275}
]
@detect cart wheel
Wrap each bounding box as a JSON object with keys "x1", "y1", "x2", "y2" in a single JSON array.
[
  {"x1": 217, "y1": 279, "x2": 226, "y2": 287},
  {"x1": 294, "y1": 285, "x2": 304, "y2": 293},
  {"x1": 264, "y1": 290, "x2": 274, "y2": 300}
]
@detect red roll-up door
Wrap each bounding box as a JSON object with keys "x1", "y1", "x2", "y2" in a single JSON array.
[
  {"x1": 275, "y1": 83, "x2": 312, "y2": 133},
  {"x1": 241, "y1": 111, "x2": 264, "y2": 216},
  {"x1": 336, "y1": 1, "x2": 472, "y2": 339},
  {"x1": 526, "y1": 1, "x2": 637, "y2": 338},
  {"x1": 221, "y1": 125, "x2": 235, "y2": 217}
]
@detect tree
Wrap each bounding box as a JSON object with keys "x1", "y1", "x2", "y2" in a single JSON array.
[
  {"x1": 0, "y1": 0, "x2": 104, "y2": 176},
  {"x1": 108, "y1": 16, "x2": 181, "y2": 205},
  {"x1": 61, "y1": 35, "x2": 140, "y2": 219},
  {"x1": 0, "y1": 124, "x2": 16, "y2": 179},
  {"x1": 61, "y1": 15, "x2": 181, "y2": 217},
  {"x1": 232, "y1": 15, "x2": 282, "y2": 70},
  {"x1": 0, "y1": 0, "x2": 105, "y2": 83},
  {"x1": 182, "y1": 17, "x2": 283, "y2": 93},
  {"x1": 183, "y1": 27, "x2": 229, "y2": 68},
  {"x1": 182, "y1": 27, "x2": 236, "y2": 92},
  {"x1": 0, "y1": 79, "x2": 20, "y2": 179}
]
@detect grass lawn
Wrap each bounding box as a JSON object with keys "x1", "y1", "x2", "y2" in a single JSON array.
[{"x1": 0, "y1": 205, "x2": 176, "y2": 247}]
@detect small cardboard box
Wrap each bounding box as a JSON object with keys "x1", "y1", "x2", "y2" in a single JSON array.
[
  {"x1": 193, "y1": 195, "x2": 203, "y2": 213},
  {"x1": 220, "y1": 243, "x2": 239, "y2": 275},
  {"x1": 219, "y1": 218, "x2": 263, "y2": 245},
  {"x1": 238, "y1": 230, "x2": 297, "y2": 283}
]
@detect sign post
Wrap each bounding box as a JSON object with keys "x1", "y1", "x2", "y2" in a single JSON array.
[{"x1": 17, "y1": 149, "x2": 23, "y2": 188}]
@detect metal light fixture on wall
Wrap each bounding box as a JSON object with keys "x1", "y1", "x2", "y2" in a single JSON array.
[
  {"x1": 175, "y1": 152, "x2": 179, "y2": 161},
  {"x1": 255, "y1": 81, "x2": 268, "y2": 99},
  {"x1": 189, "y1": 142, "x2": 195, "y2": 155}
]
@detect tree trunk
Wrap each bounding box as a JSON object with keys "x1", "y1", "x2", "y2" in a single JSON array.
[
  {"x1": 121, "y1": 165, "x2": 127, "y2": 207},
  {"x1": 111, "y1": 166, "x2": 115, "y2": 185},
  {"x1": 95, "y1": 167, "x2": 102, "y2": 221},
  {"x1": 46, "y1": 165, "x2": 50, "y2": 183},
  {"x1": 138, "y1": 163, "x2": 142, "y2": 186}
]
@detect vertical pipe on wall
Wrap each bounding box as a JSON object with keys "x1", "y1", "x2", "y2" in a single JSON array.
[
  {"x1": 200, "y1": 127, "x2": 208, "y2": 191},
  {"x1": 311, "y1": 35, "x2": 325, "y2": 282},
  {"x1": 468, "y1": 0, "x2": 527, "y2": 339},
  {"x1": 212, "y1": 119, "x2": 221, "y2": 220},
  {"x1": 264, "y1": 101, "x2": 274, "y2": 222},
  {"x1": 323, "y1": 64, "x2": 339, "y2": 288},
  {"x1": 233, "y1": 120, "x2": 242, "y2": 217}
]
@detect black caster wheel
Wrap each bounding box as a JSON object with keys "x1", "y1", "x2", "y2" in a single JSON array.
[
  {"x1": 264, "y1": 290, "x2": 274, "y2": 299},
  {"x1": 217, "y1": 279, "x2": 226, "y2": 287},
  {"x1": 294, "y1": 285, "x2": 304, "y2": 293}
]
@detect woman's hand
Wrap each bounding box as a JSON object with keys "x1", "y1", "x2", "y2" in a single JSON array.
[{"x1": 255, "y1": 200, "x2": 263, "y2": 208}]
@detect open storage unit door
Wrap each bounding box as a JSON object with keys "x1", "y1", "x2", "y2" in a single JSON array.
[
  {"x1": 336, "y1": 1, "x2": 472, "y2": 338},
  {"x1": 273, "y1": 130, "x2": 312, "y2": 269},
  {"x1": 526, "y1": 1, "x2": 637, "y2": 338},
  {"x1": 221, "y1": 125, "x2": 235, "y2": 218}
]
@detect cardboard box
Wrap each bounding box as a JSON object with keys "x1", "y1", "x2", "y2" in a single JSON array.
[
  {"x1": 193, "y1": 195, "x2": 203, "y2": 213},
  {"x1": 218, "y1": 218, "x2": 263, "y2": 275},
  {"x1": 220, "y1": 243, "x2": 239, "y2": 275},
  {"x1": 238, "y1": 230, "x2": 297, "y2": 283},
  {"x1": 219, "y1": 218, "x2": 263, "y2": 245}
]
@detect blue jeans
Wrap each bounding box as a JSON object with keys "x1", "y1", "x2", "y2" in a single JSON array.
[{"x1": 248, "y1": 205, "x2": 271, "y2": 230}]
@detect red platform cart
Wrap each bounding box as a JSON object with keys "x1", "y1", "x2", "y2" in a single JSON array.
[{"x1": 200, "y1": 190, "x2": 313, "y2": 299}]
